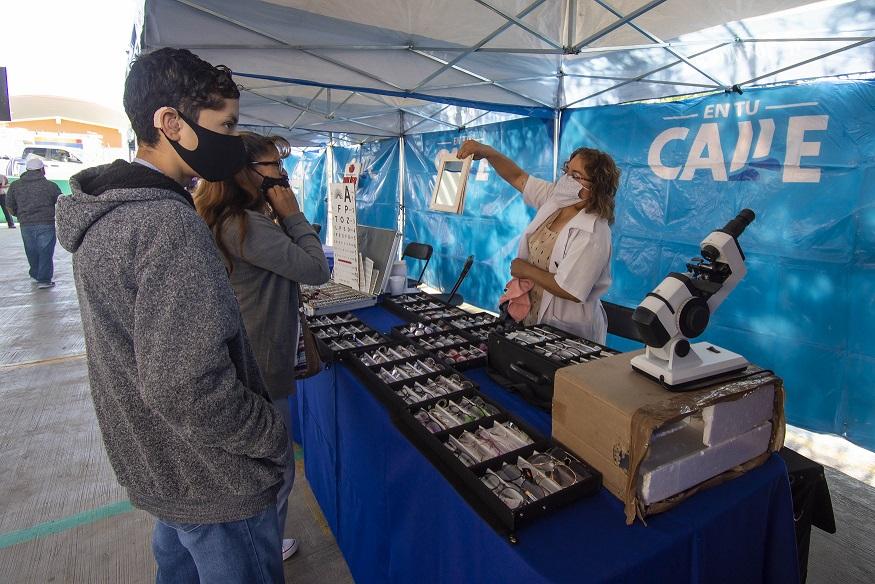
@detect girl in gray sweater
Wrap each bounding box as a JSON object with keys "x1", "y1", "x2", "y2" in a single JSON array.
[{"x1": 195, "y1": 133, "x2": 330, "y2": 561}]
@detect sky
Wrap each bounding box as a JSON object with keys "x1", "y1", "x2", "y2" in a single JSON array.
[{"x1": 0, "y1": 0, "x2": 143, "y2": 112}]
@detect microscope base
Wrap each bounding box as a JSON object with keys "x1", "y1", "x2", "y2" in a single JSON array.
[{"x1": 631, "y1": 343, "x2": 748, "y2": 389}]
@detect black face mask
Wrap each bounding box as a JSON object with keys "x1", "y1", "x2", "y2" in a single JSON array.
[
  {"x1": 252, "y1": 168, "x2": 290, "y2": 193},
  {"x1": 162, "y1": 110, "x2": 247, "y2": 182},
  {"x1": 261, "y1": 174, "x2": 290, "y2": 193}
]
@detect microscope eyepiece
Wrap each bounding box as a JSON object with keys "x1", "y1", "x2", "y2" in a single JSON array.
[
  {"x1": 701, "y1": 245, "x2": 719, "y2": 262},
  {"x1": 722, "y1": 209, "x2": 755, "y2": 239}
]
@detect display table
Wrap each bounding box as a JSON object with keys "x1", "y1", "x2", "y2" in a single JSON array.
[{"x1": 294, "y1": 305, "x2": 799, "y2": 583}]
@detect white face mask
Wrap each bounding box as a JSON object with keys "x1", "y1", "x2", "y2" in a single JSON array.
[{"x1": 552, "y1": 174, "x2": 585, "y2": 208}]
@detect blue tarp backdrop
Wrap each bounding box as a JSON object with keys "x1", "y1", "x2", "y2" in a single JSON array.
[
  {"x1": 560, "y1": 80, "x2": 875, "y2": 449},
  {"x1": 403, "y1": 117, "x2": 554, "y2": 311},
  {"x1": 355, "y1": 139, "x2": 401, "y2": 231},
  {"x1": 295, "y1": 80, "x2": 874, "y2": 450},
  {"x1": 298, "y1": 149, "x2": 328, "y2": 241}
]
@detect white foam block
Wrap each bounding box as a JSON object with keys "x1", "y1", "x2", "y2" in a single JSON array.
[
  {"x1": 703, "y1": 384, "x2": 774, "y2": 446},
  {"x1": 640, "y1": 421, "x2": 772, "y2": 505}
]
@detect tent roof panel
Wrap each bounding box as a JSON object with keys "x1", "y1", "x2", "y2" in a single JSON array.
[
  {"x1": 258, "y1": 0, "x2": 526, "y2": 45},
  {"x1": 479, "y1": 0, "x2": 566, "y2": 50},
  {"x1": 576, "y1": 0, "x2": 824, "y2": 48},
  {"x1": 143, "y1": 0, "x2": 874, "y2": 142}
]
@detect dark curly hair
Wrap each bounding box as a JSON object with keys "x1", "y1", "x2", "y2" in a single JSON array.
[
  {"x1": 566, "y1": 147, "x2": 620, "y2": 225},
  {"x1": 123, "y1": 48, "x2": 240, "y2": 146}
]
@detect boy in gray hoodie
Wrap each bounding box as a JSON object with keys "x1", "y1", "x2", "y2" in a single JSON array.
[{"x1": 56, "y1": 48, "x2": 289, "y2": 583}]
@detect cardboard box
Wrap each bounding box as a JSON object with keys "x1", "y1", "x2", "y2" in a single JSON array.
[{"x1": 552, "y1": 350, "x2": 785, "y2": 524}]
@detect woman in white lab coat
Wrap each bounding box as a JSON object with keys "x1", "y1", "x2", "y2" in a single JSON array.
[{"x1": 457, "y1": 140, "x2": 620, "y2": 344}]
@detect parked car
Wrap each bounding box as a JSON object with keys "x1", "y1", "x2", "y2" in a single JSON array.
[{"x1": 5, "y1": 147, "x2": 84, "y2": 179}]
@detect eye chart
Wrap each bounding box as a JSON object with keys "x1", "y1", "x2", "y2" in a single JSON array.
[{"x1": 330, "y1": 182, "x2": 360, "y2": 290}]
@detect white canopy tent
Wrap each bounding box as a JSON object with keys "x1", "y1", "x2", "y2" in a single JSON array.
[{"x1": 143, "y1": 0, "x2": 875, "y2": 144}]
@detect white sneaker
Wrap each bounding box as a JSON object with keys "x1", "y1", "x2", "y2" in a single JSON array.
[
  {"x1": 282, "y1": 538, "x2": 299, "y2": 561},
  {"x1": 37, "y1": 281, "x2": 56, "y2": 289}
]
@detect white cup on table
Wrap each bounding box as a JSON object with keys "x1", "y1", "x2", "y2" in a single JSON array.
[{"x1": 389, "y1": 276, "x2": 406, "y2": 296}]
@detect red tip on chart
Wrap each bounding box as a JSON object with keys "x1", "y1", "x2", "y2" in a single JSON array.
[{"x1": 337, "y1": 259, "x2": 353, "y2": 265}]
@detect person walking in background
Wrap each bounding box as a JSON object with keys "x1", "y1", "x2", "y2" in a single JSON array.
[
  {"x1": 6, "y1": 159, "x2": 61, "y2": 288},
  {"x1": 196, "y1": 131, "x2": 330, "y2": 562},
  {"x1": 0, "y1": 173, "x2": 16, "y2": 228}
]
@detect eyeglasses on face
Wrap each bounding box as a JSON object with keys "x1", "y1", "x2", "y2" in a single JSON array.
[
  {"x1": 250, "y1": 160, "x2": 284, "y2": 170},
  {"x1": 561, "y1": 162, "x2": 593, "y2": 190}
]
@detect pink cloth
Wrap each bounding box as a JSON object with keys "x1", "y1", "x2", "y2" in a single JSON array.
[{"x1": 499, "y1": 277, "x2": 534, "y2": 322}]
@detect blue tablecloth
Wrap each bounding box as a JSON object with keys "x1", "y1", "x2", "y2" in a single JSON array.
[{"x1": 293, "y1": 306, "x2": 799, "y2": 583}]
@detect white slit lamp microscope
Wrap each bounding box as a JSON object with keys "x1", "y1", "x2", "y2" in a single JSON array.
[{"x1": 630, "y1": 209, "x2": 756, "y2": 389}]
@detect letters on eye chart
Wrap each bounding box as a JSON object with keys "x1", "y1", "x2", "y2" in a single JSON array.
[{"x1": 331, "y1": 182, "x2": 361, "y2": 290}]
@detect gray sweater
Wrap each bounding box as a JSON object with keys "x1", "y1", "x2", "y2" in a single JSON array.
[
  {"x1": 6, "y1": 170, "x2": 62, "y2": 225},
  {"x1": 56, "y1": 161, "x2": 290, "y2": 524},
  {"x1": 218, "y1": 209, "x2": 330, "y2": 400}
]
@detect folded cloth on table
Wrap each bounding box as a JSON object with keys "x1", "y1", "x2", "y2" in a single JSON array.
[{"x1": 499, "y1": 278, "x2": 534, "y2": 322}]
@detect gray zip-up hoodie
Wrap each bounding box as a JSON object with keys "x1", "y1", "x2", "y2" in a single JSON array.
[{"x1": 56, "y1": 161, "x2": 290, "y2": 524}]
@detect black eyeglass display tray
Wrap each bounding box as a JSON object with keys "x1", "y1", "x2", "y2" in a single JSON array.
[
  {"x1": 309, "y1": 314, "x2": 388, "y2": 362},
  {"x1": 426, "y1": 339, "x2": 488, "y2": 371},
  {"x1": 387, "y1": 324, "x2": 488, "y2": 370},
  {"x1": 385, "y1": 291, "x2": 432, "y2": 305},
  {"x1": 393, "y1": 392, "x2": 601, "y2": 538},
  {"x1": 401, "y1": 398, "x2": 545, "y2": 467},
  {"x1": 345, "y1": 342, "x2": 469, "y2": 413},
  {"x1": 405, "y1": 389, "x2": 505, "y2": 437},
  {"x1": 307, "y1": 311, "x2": 361, "y2": 328},
  {"x1": 460, "y1": 322, "x2": 517, "y2": 343},
  {"x1": 469, "y1": 440, "x2": 602, "y2": 534},
  {"x1": 392, "y1": 381, "x2": 480, "y2": 412},
  {"x1": 389, "y1": 320, "x2": 458, "y2": 341},
  {"x1": 416, "y1": 306, "x2": 469, "y2": 322},
  {"x1": 487, "y1": 324, "x2": 620, "y2": 411},
  {"x1": 447, "y1": 313, "x2": 501, "y2": 331},
  {"x1": 381, "y1": 292, "x2": 474, "y2": 324},
  {"x1": 381, "y1": 293, "x2": 449, "y2": 321}
]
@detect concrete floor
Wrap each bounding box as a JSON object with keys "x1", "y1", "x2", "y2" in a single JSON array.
[
  {"x1": 0, "y1": 227, "x2": 353, "y2": 583},
  {"x1": 0, "y1": 225, "x2": 873, "y2": 583}
]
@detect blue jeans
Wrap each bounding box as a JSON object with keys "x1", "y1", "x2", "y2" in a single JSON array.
[
  {"x1": 151, "y1": 505, "x2": 283, "y2": 584},
  {"x1": 272, "y1": 395, "x2": 296, "y2": 538},
  {"x1": 20, "y1": 224, "x2": 56, "y2": 283}
]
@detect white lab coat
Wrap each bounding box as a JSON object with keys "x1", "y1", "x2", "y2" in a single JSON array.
[{"x1": 516, "y1": 176, "x2": 612, "y2": 343}]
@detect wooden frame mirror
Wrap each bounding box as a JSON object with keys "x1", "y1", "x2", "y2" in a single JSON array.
[{"x1": 429, "y1": 152, "x2": 473, "y2": 214}]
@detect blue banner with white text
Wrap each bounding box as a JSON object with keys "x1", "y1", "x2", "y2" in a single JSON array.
[{"x1": 560, "y1": 80, "x2": 875, "y2": 449}]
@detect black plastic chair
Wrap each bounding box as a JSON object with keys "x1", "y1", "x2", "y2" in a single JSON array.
[
  {"x1": 402, "y1": 242, "x2": 433, "y2": 288},
  {"x1": 603, "y1": 301, "x2": 644, "y2": 342},
  {"x1": 434, "y1": 255, "x2": 474, "y2": 307}
]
